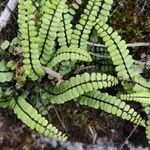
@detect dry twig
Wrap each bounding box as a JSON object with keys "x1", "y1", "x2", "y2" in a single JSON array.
[
  {"x1": 42, "y1": 67, "x2": 64, "y2": 85},
  {"x1": 119, "y1": 125, "x2": 138, "y2": 150},
  {"x1": 88, "y1": 42, "x2": 150, "y2": 48}
]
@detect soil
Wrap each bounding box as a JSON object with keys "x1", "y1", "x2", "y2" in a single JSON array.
[{"x1": 0, "y1": 0, "x2": 150, "y2": 150}]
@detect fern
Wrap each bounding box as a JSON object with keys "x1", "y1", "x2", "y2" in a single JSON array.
[
  {"x1": 146, "y1": 114, "x2": 150, "y2": 144},
  {"x1": 95, "y1": 20, "x2": 150, "y2": 90},
  {"x1": 38, "y1": 0, "x2": 67, "y2": 65},
  {"x1": 0, "y1": 0, "x2": 149, "y2": 144},
  {"x1": 76, "y1": 91, "x2": 145, "y2": 126},
  {"x1": 47, "y1": 46, "x2": 92, "y2": 68},
  {"x1": 18, "y1": 0, "x2": 45, "y2": 80},
  {"x1": 71, "y1": 0, "x2": 102, "y2": 49},
  {"x1": 0, "y1": 60, "x2": 13, "y2": 82},
  {"x1": 0, "y1": 97, "x2": 11, "y2": 108},
  {"x1": 97, "y1": 0, "x2": 114, "y2": 22},
  {"x1": 119, "y1": 92, "x2": 150, "y2": 104},
  {"x1": 58, "y1": 5, "x2": 73, "y2": 47},
  {"x1": 47, "y1": 72, "x2": 118, "y2": 104},
  {"x1": 68, "y1": 0, "x2": 82, "y2": 16},
  {"x1": 12, "y1": 97, "x2": 67, "y2": 141}
]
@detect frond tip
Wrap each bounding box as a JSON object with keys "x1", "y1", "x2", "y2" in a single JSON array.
[
  {"x1": 77, "y1": 91, "x2": 145, "y2": 127},
  {"x1": 13, "y1": 97, "x2": 67, "y2": 141},
  {"x1": 119, "y1": 92, "x2": 150, "y2": 104}
]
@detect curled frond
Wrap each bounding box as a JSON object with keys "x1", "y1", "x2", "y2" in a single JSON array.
[{"x1": 47, "y1": 46, "x2": 92, "y2": 68}]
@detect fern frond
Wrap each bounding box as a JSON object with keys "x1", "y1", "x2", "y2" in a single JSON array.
[
  {"x1": 95, "y1": 20, "x2": 150, "y2": 90},
  {"x1": 133, "y1": 77, "x2": 150, "y2": 91},
  {"x1": 57, "y1": 61, "x2": 75, "y2": 76},
  {"x1": 58, "y1": 6, "x2": 73, "y2": 47},
  {"x1": 18, "y1": 0, "x2": 45, "y2": 80},
  {"x1": 119, "y1": 92, "x2": 150, "y2": 104},
  {"x1": 71, "y1": 0, "x2": 102, "y2": 49},
  {"x1": 68, "y1": 0, "x2": 88, "y2": 25},
  {"x1": 98, "y1": 0, "x2": 113, "y2": 22},
  {"x1": 12, "y1": 97, "x2": 67, "y2": 141},
  {"x1": 39, "y1": 0, "x2": 47, "y2": 15},
  {"x1": 89, "y1": 46, "x2": 112, "y2": 65},
  {"x1": 0, "y1": 98, "x2": 11, "y2": 108},
  {"x1": 77, "y1": 91, "x2": 145, "y2": 126},
  {"x1": 48, "y1": 72, "x2": 118, "y2": 104},
  {"x1": 98, "y1": 64, "x2": 114, "y2": 73},
  {"x1": 146, "y1": 116, "x2": 150, "y2": 144},
  {"x1": 0, "y1": 87, "x2": 14, "y2": 108},
  {"x1": 95, "y1": 20, "x2": 133, "y2": 79},
  {"x1": 143, "y1": 105, "x2": 150, "y2": 144},
  {"x1": 47, "y1": 46, "x2": 92, "y2": 68},
  {"x1": 0, "y1": 60, "x2": 13, "y2": 82},
  {"x1": 68, "y1": 0, "x2": 82, "y2": 16},
  {"x1": 38, "y1": 0, "x2": 67, "y2": 65}
]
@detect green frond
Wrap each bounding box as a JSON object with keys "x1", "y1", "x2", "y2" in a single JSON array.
[
  {"x1": 12, "y1": 97, "x2": 67, "y2": 141},
  {"x1": 37, "y1": 105, "x2": 48, "y2": 116},
  {"x1": 95, "y1": 20, "x2": 150, "y2": 90},
  {"x1": 95, "y1": 20, "x2": 133, "y2": 80},
  {"x1": 0, "y1": 60, "x2": 13, "y2": 82},
  {"x1": 71, "y1": 0, "x2": 102, "y2": 49},
  {"x1": 57, "y1": 61, "x2": 75, "y2": 76},
  {"x1": 1, "y1": 0, "x2": 149, "y2": 144},
  {"x1": 18, "y1": 0, "x2": 45, "y2": 80},
  {"x1": 98, "y1": 64, "x2": 114, "y2": 73},
  {"x1": 119, "y1": 92, "x2": 150, "y2": 104},
  {"x1": 146, "y1": 113, "x2": 150, "y2": 144},
  {"x1": 47, "y1": 46, "x2": 92, "y2": 68},
  {"x1": 68, "y1": 0, "x2": 82, "y2": 16},
  {"x1": 77, "y1": 91, "x2": 145, "y2": 126},
  {"x1": 89, "y1": 45, "x2": 109, "y2": 56},
  {"x1": 34, "y1": 91, "x2": 49, "y2": 116},
  {"x1": 39, "y1": 0, "x2": 47, "y2": 16},
  {"x1": 133, "y1": 76, "x2": 150, "y2": 91},
  {"x1": 74, "y1": 62, "x2": 114, "y2": 74},
  {"x1": 48, "y1": 72, "x2": 118, "y2": 104},
  {"x1": 38, "y1": 0, "x2": 67, "y2": 65},
  {"x1": 88, "y1": 45, "x2": 112, "y2": 65},
  {"x1": 98, "y1": 0, "x2": 113, "y2": 22},
  {"x1": 58, "y1": 6, "x2": 73, "y2": 47},
  {"x1": 0, "y1": 87, "x2": 2, "y2": 97},
  {"x1": 0, "y1": 98, "x2": 11, "y2": 108},
  {"x1": 0, "y1": 88, "x2": 14, "y2": 108}
]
